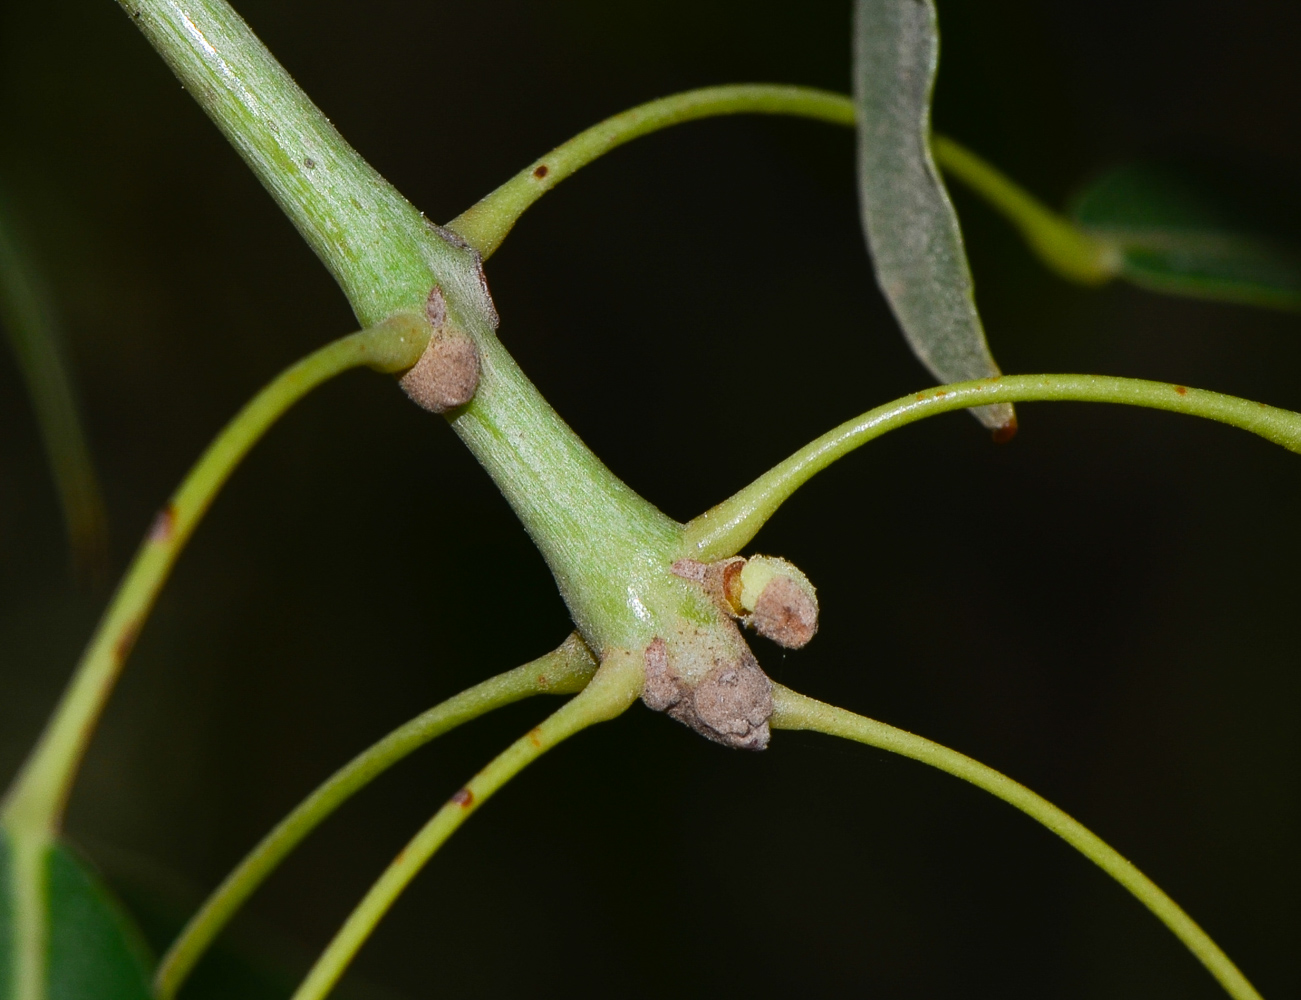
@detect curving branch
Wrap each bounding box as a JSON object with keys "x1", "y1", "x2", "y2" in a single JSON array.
[
  {"x1": 684, "y1": 373, "x2": 1301, "y2": 560},
  {"x1": 288, "y1": 652, "x2": 643, "y2": 1000},
  {"x1": 771, "y1": 684, "x2": 1264, "y2": 1000},
  {"x1": 154, "y1": 633, "x2": 597, "y2": 999}
]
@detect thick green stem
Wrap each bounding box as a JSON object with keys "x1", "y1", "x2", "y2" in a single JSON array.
[
  {"x1": 448, "y1": 85, "x2": 856, "y2": 259},
  {"x1": 118, "y1": 0, "x2": 687, "y2": 656},
  {"x1": 770, "y1": 685, "x2": 1263, "y2": 1000},
  {"x1": 289, "y1": 652, "x2": 642, "y2": 1000},
  {"x1": 686, "y1": 373, "x2": 1301, "y2": 560},
  {"x1": 1, "y1": 316, "x2": 428, "y2": 840},
  {"x1": 153, "y1": 634, "x2": 596, "y2": 1000}
]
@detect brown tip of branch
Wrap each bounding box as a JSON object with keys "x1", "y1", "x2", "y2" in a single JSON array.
[{"x1": 991, "y1": 417, "x2": 1018, "y2": 444}]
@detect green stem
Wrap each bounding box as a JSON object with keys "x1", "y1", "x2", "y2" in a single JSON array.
[
  {"x1": 444, "y1": 84, "x2": 1109, "y2": 292},
  {"x1": 447, "y1": 85, "x2": 855, "y2": 259},
  {"x1": 154, "y1": 634, "x2": 596, "y2": 1000},
  {"x1": 685, "y1": 373, "x2": 1301, "y2": 560},
  {"x1": 119, "y1": 0, "x2": 688, "y2": 658},
  {"x1": 929, "y1": 135, "x2": 1120, "y2": 285},
  {"x1": 770, "y1": 685, "x2": 1263, "y2": 1000},
  {"x1": 289, "y1": 652, "x2": 642, "y2": 1000},
  {"x1": 1, "y1": 315, "x2": 428, "y2": 840}
]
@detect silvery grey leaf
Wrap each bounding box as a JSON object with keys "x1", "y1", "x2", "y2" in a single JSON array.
[{"x1": 853, "y1": 0, "x2": 1014, "y2": 434}]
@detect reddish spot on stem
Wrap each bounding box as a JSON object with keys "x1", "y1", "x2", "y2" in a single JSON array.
[
  {"x1": 915, "y1": 393, "x2": 927, "y2": 402},
  {"x1": 991, "y1": 417, "x2": 1019, "y2": 445},
  {"x1": 934, "y1": 390, "x2": 948, "y2": 397},
  {"x1": 1174, "y1": 385, "x2": 1188, "y2": 396},
  {"x1": 149, "y1": 505, "x2": 177, "y2": 545},
  {"x1": 450, "y1": 787, "x2": 474, "y2": 808},
  {"x1": 533, "y1": 164, "x2": 549, "y2": 179},
  {"x1": 114, "y1": 620, "x2": 142, "y2": 663},
  {"x1": 536, "y1": 673, "x2": 551, "y2": 691},
  {"x1": 527, "y1": 727, "x2": 543, "y2": 748}
]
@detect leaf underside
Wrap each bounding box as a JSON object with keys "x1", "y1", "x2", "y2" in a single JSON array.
[
  {"x1": 1, "y1": 832, "x2": 153, "y2": 1000},
  {"x1": 1073, "y1": 162, "x2": 1301, "y2": 311},
  {"x1": 853, "y1": 0, "x2": 1013, "y2": 431}
]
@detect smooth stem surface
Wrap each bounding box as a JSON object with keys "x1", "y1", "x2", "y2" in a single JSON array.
[
  {"x1": 445, "y1": 84, "x2": 1103, "y2": 290},
  {"x1": 686, "y1": 373, "x2": 1301, "y2": 559},
  {"x1": 929, "y1": 135, "x2": 1119, "y2": 285},
  {"x1": 290, "y1": 652, "x2": 642, "y2": 1000},
  {"x1": 771, "y1": 685, "x2": 1263, "y2": 1000},
  {"x1": 155, "y1": 634, "x2": 597, "y2": 1000},
  {"x1": 1, "y1": 316, "x2": 428, "y2": 840},
  {"x1": 448, "y1": 85, "x2": 855, "y2": 258}
]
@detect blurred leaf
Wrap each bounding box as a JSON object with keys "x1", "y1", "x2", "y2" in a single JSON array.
[
  {"x1": 92, "y1": 843, "x2": 405, "y2": 1000},
  {"x1": 1, "y1": 830, "x2": 153, "y2": 999},
  {"x1": 0, "y1": 191, "x2": 108, "y2": 582},
  {"x1": 852, "y1": 0, "x2": 1014, "y2": 434},
  {"x1": 1072, "y1": 162, "x2": 1301, "y2": 311}
]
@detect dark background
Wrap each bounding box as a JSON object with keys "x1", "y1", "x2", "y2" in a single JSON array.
[{"x1": 2, "y1": 1, "x2": 1299, "y2": 997}]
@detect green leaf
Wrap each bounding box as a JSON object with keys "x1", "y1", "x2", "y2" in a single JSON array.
[
  {"x1": 0, "y1": 191, "x2": 108, "y2": 581},
  {"x1": 1071, "y1": 162, "x2": 1301, "y2": 311},
  {"x1": 852, "y1": 0, "x2": 1014, "y2": 434},
  {"x1": 1, "y1": 831, "x2": 153, "y2": 1000}
]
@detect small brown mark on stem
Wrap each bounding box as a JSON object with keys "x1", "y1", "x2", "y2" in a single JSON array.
[
  {"x1": 450, "y1": 787, "x2": 474, "y2": 808},
  {"x1": 527, "y1": 728, "x2": 543, "y2": 748},
  {"x1": 1173, "y1": 385, "x2": 1188, "y2": 396},
  {"x1": 114, "y1": 620, "x2": 142, "y2": 663},
  {"x1": 149, "y1": 505, "x2": 177, "y2": 545},
  {"x1": 536, "y1": 673, "x2": 551, "y2": 691},
  {"x1": 303, "y1": 157, "x2": 316, "y2": 170},
  {"x1": 533, "y1": 164, "x2": 549, "y2": 179}
]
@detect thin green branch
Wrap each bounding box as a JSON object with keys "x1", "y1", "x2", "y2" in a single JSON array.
[
  {"x1": 154, "y1": 633, "x2": 597, "y2": 1000},
  {"x1": 443, "y1": 83, "x2": 1107, "y2": 291},
  {"x1": 289, "y1": 652, "x2": 642, "y2": 1000},
  {"x1": 0, "y1": 193, "x2": 108, "y2": 581},
  {"x1": 929, "y1": 135, "x2": 1119, "y2": 285},
  {"x1": 447, "y1": 85, "x2": 855, "y2": 259},
  {"x1": 684, "y1": 373, "x2": 1301, "y2": 560},
  {"x1": 1, "y1": 314, "x2": 428, "y2": 841},
  {"x1": 770, "y1": 685, "x2": 1263, "y2": 1000}
]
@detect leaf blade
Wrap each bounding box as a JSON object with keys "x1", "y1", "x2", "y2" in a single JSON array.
[
  {"x1": 0, "y1": 193, "x2": 108, "y2": 581},
  {"x1": 2, "y1": 832, "x2": 153, "y2": 1000},
  {"x1": 1071, "y1": 162, "x2": 1301, "y2": 311},
  {"x1": 853, "y1": 0, "x2": 1013, "y2": 432}
]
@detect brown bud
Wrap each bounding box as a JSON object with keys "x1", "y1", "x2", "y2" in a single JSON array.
[
  {"x1": 641, "y1": 626, "x2": 772, "y2": 751},
  {"x1": 399, "y1": 286, "x2": 480, "y2": 413},
  {"x1": 737, "y1": 556, "x2": 819, "y2": 649}
]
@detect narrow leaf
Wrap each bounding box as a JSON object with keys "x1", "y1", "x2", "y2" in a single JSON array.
[
  {"x1": 853, "y1": 0, "x2": 1014, "y2": 434},
  {"x1": 0, "y1": 192, "x2": 108, "y2": 581},
  {"x1": 1072, "y1": 162, "x2": 1301, "y2": 311},
  {"x1": 2, "y1": 831, "x2": 153, "y2": 1000}
]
